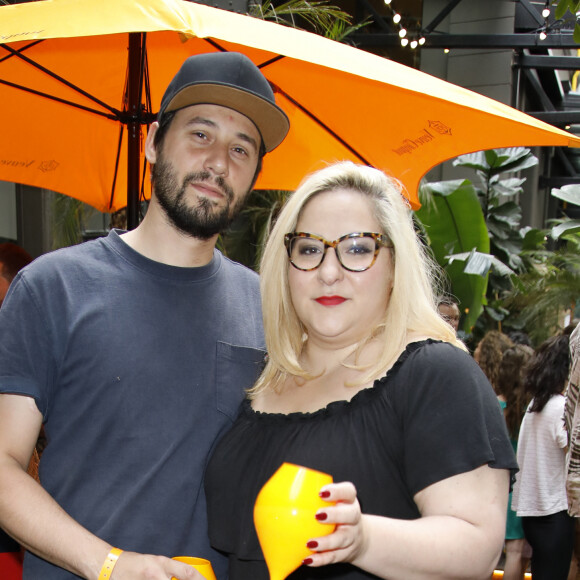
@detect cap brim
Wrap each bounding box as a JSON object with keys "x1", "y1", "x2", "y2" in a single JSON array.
[{"x1": 163, "y1": 83, "x2": 290, "y2": 152}]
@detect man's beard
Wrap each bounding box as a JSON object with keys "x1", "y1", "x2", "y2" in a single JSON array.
[{"x1": 151, "y1": 156, "x2": 250, "y2": 240}]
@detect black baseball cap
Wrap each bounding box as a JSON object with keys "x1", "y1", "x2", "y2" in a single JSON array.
[{"x1": 158, "y1": 52, "x2": 290, "y2": 152}]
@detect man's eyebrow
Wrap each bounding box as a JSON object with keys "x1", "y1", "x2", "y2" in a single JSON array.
[
  {"x1": 186, "y1": 116, "x2": 259, "y2": 154},
  {"x1": 186, "y1": 116, "x2": 218, "y2": 129},
  {"x1": 235, "y1": 131, "x2": 259, "y2": 154}
]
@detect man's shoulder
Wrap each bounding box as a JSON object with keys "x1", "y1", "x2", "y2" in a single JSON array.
[
  {"x1": 19, "y1": 236, "x2": 112, "y2": 282},
  {"x1": 219, "y1": 253, "x2": 259, "y2": 281}
]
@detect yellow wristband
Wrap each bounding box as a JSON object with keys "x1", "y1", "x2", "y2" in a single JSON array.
[{"x1": 97, "y1": 547, "x2": 123, "y2": 580}]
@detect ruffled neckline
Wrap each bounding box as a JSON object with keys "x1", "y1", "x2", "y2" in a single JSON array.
[{"x1": 243, "y1": 339, "x2": 440, "y2": 422}]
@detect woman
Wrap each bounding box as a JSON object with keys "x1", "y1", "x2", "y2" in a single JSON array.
[
  {"x1": 205, "y1": 162, "x2": 517, "y2": 580},
  {"x1": 512, "y1": 334, "x2": 574, "y2": 580},
  {"x1": 496, "y1": 345, "x2": 534, "y2": 580},
  {"x1": 473, "y1": 330, "x2": 514, "y2": 393}
]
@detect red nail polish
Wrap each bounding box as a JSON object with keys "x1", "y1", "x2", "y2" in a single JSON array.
[
  {"x1": 306, "y1": 541, "x2": 318, "y2": 549},
  {"x1": 303, "y1": 558, "x2": 313, "y2": 566},
  {"x1": 319, "y1": 490, "x2": 331, "y2": 498},
  {"x1": 315, "y1": 512, "x2": 327, "y2": 521}
]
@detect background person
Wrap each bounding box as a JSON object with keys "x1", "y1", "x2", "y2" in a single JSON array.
[
  {"x1": 565, "y1": 322, "x2": 580, "y2": 580},
  {"x1": 0, "y1": 242, "x2": 33, "y2": 307},
  {"x1": 496, "y1": 344, "x2": 534, "y2": 580},
  {"x1": 473, "y1": 330, "x2": 514, "y2": 393},
  {"x1": 436, "y1": 294, "x2": 460, "y2": 333},
  {"x1": 205, "y1": 161, "x2": 517, "y2": 580},
  {"x1": 512, "y1": 333, "x2": 574, "y2": 580},
  {"x1": 0, "y1": 52, "x2": 289, "y2": 580}
]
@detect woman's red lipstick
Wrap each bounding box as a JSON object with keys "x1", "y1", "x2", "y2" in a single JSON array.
[{"x1": 315, "y1": 296, "x2": 346, "y2": 306}]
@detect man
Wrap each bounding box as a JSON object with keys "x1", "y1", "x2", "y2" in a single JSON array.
[
  {"x1": 0, "y1": 52, "x2": 289, "y2": 580},
  {"x1": 437, "y1": 295, "x2": 461, "y2": 334}
]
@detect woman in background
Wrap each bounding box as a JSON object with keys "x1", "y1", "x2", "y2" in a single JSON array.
[
  {"x1": 474, "y1": 330, "x2": 514, "y2": 393},
  {"x1": 496, "y1": 344, "x2": 534, "y2": 580},
  {"x1": 512, "y1": 333, "x2": 574, "y2": 580}
]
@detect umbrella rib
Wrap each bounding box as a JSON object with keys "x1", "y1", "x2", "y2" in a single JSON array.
[
  {"x1": 0, "y1": 78, "x2": 118, "y2": 120},
  {"x1": 109, "y1": 125, "x2": 124, "y2": 210},
  {"x1": 1, "y1": 42, "x2": 124, "y2": 118},
  {"x1": 201, "y1": 38, "x2": 370, "y2": 165},
  {"x1": 0, "y1": 40, "x2": 44, "y2": 64},
  {"x1": 279, "y1": 88, "x2": 371, "y2": 165}
]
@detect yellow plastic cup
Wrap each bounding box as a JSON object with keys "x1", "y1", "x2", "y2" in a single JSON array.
[
  {"x1": 171, "y1": 556, "x2": 217, "y2": 580},
  {"x1": 253, "y1": 463, "x2": 336, "y2": 580}
]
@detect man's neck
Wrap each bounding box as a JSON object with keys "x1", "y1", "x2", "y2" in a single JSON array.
[{"x1": 119, "y1": 201, "x2": 218, "y2": 268}]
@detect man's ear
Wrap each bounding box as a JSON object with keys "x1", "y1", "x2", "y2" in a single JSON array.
[{"x1": 145, "y1": 122, "x2": 160, "y2": 164}]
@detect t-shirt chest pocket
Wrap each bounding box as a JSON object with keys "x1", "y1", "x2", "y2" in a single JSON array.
[{"x1": 216, "y1": 341, "x2": 266, "y2": 420}]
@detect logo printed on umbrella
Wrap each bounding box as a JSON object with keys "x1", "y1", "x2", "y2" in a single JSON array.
[
  {"x1": 391, "y1": 121, "x2": 452, "y2": 156},
  {"x1": 38, "y1": 160, "x2": 59, "y2": 173},
  {"x1": 0, "y1": 158, "x2": 35, "y2": 169},
  {"x1": 428, "y1": 120, "x2": 452, "y2": 136}
]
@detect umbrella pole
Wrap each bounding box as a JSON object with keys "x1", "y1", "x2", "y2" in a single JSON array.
[{"x1": 127, "y1": 32, "x2": 142, "y2": 230}]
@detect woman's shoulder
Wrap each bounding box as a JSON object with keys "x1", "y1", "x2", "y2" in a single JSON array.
[{"x1": 381, "y1": 338, "x2": 474, "y2": 379}]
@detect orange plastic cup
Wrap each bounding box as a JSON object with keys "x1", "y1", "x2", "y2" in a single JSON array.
[
  {"x1": 253, "y1": 463, "x2": 336, "y2": 580},
  {"x1": 171, "y1": 556, "x2": 217, "y2": 580}
]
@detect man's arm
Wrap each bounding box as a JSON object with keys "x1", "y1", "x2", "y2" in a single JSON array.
[{"x1": 0, "y1": 394, "x2": 200, "y2": 580}]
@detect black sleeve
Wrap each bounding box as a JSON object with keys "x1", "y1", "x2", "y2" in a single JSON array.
[{"x1": 391, "y1": 342, "x2": 517, "y2": 495}]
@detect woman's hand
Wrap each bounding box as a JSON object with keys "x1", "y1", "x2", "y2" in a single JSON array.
[{"x1": 302, "y1": 482, "x2": 369, "y2": 568}]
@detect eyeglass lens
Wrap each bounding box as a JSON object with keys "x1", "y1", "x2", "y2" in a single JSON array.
[{"x1": 289, "y1": 236, "x2": 378, "y2": 271}]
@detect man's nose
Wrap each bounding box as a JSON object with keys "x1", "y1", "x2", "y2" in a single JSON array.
[{"x1": 203, "y1": 144, "x2": 229, "y2": 177}]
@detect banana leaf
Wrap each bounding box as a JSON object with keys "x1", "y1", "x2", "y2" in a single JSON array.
[{"x1": 416, "y1": 179, "x2": 489, "y2": 331}]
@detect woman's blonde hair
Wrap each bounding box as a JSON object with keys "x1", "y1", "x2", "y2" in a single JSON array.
[{"x1": 250, "y1": 161, "x2": 462, "y2": 396}]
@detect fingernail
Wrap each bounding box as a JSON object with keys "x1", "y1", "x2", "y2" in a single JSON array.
[
  {"x1": 315, "y1": 512, "x2": 327, "y2": 521},
  {"x1": 306, "y1": 541, "x2": 318, "y2": 549},
  {"x1": 319, "y1": 490, "x2": 331, "y2": 498},
  {"x1": 303, "y1": 558, "x2": 313, "y2": 566}
]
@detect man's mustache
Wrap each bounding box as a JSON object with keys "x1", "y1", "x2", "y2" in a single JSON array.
[{"x1": 184, "y1": 171, "x2": 234, "y2": 202}]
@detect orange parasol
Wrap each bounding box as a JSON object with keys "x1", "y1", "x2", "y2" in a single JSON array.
[{"x1": 1, "y1": 0, "x2": 579, "y2": 225}]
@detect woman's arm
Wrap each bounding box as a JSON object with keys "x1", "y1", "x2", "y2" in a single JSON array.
[{"x1": 305, "y1": 464, "x2": 509, "y2": 580}]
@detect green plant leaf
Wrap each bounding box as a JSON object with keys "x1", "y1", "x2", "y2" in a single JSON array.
[
  {"x1": 554, "y1": 0, "x2": 572, "y2": 20},
  {"x1": 522, "y1": 228, "x2": 547, "y2": 250},
  {"x1": 489, "y1": 201, "x2": 523, "y2": 228},
  {"x1": 495, "y1": 177, "x2": 526, "y2": 197},
  {"x1": 574, "y1": 22, "x2": 580, "y2": 44},
  {"x1": 415, "y1": 179, "x2": 488, "y2": 331},
  {"x1": 551, "y1": 220, "x2": 580, "y2": 239},
  {"x1": 452, "y1": 152, "x2": 489, "y2": 172},
  {"x1": 551, "y1": 184, "x2": 580, "y2": 206}
]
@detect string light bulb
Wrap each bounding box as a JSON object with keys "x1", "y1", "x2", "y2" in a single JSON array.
[
  {"x1": 542, "y1": 7, "x2": 550, "y2": 17},
  {"x1": 383, "y1": 3, "x2": 424, "y2": 51},
  {"x1": 539, "y1": 30, "x2": 547, "y2": 40}
]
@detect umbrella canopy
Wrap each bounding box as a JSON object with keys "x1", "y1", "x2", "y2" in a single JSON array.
[{"x1": 1, "y1": 0, "x2": 579, "y2": 224}]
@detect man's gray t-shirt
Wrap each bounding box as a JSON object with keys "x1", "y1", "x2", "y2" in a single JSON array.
[{"x1": 0, "y1": 230, "x2": 265, "y2": 579}]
